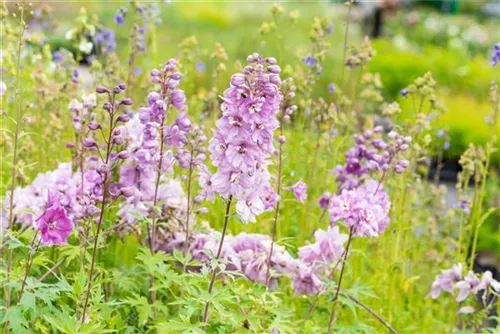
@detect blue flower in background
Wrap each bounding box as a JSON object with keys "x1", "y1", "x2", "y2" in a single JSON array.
[
  {"x1": 303, "y1": 55, "x2": 315, "y2": 68},
  {"x1": 328, "y1": 83, "x2": 335, "y2": 94},
  {"x1": 115, "y1": 7, "x2": 127, "y2": 25},
  {"x1": 196, "y1": 62, "x2": 206, "y2": 73},
  {"x1": 491, "y1": 43, "x2": 500, "y2": 66},
  {"x1": 327, "y1": 23, "x2": 334, "y2": 35}
]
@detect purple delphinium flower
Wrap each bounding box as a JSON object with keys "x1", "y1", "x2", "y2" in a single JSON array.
[
  {"x1": 38, "y1": 205, "x2": 73, "y2": 246},
  {"x1": 115, "y1": 7, "x2": 127, "y2": 25},
  {"x1": 196, "y1": 62, "x2": 206, "y2": 73},
  {"x1": 288, "y1": 180, "x2": 307, "y2": 203},
  {"x1": 53, "y1": 50, "x2": 63, "y2": 63},
  {"x1": 430, "y1": 263, "x2": 463, "y2": 299},
  {"x1": 430, "y1": 264, "x2": 499, "y2": 303},
  {"x1": 303, "y1": 55, "x2": 315, "y2": 68},
  {"x1": 491, "y1": 44, "x2": 500, "y2": 66},
  {"x1": 334, "y1": 128, "x2": 411, "y2": 190},
  {"x1": 291, "y1": 263, "x2": 325, "y2": 295},
  {"x1": 298, "y1": 226, "x2": 347, "y2": 268},
  {"x1": 72, "y1": 69, "x2": 79, "y2": 84},
  {"x1": 206, "y1": 53, "x2": 283, "y2": 223},
  {"x1": 327, "y1": 83, "x2": 335, "y2": 94},
  {"x1": 455, "y1": 271, "x2": 483, "y2": 302},
  {"x1": 327, "y1": 23, "x2": 334, "y2": 35},
  {"x1": 443, "y1": 141, "x2": 450, "y2": 151},
  {"x1": 93, "y1": 27, "x2": 116, "y2": 54},
  {"x1": 459, "y1": 200, "x2": 470, "y2": 215},
  {"x1": 329, "y1": 179, "x2": 391, "y2": 237},
  {"x1": 318, "y1": 191, "x2": 331, "y2": 210}
]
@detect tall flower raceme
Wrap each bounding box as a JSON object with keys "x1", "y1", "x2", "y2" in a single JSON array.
[
  {"x1": 201, "y1": 53, "x2": 283, "y2": 327},
  {"x1": 79, "y1": 82, "x2": 133, "y2": 325},
  {"x1": 206, "y1": 53, "x2": 282, "y2": 222},
  {"x1": 318, "y1": 128, "x2": 411, "y2": 333},
  {"x1": 430, "y1": 263, "x2": 499, "y2": 319},
  {"x1": 134, "y1": 58, "x2": 186, "y2": 251}
]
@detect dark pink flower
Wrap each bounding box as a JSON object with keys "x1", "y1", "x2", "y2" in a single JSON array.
[{"x1": 38, "y1": 205, "x2": 73, "y2": 246}]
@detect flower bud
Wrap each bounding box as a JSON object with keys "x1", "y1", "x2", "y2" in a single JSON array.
[
  {"x1": 171, "y1": 72, "x2": 182, "y2": 80},
  {"x1": 118, "y1": 83, "x2": 126, "y2": 90},
  {"x1": 266, "y1": 57, "x2": 277, "y2": 65},
  {"x1": 231, "y1": 73, "x2": 246, "y2": 86},
  {"x1": 82, "y1": 138, "x2": 97, "y2": 148},
  {"x1": 267, "y1": 65, "x2": 281, "y2": 74},
  {"x1": 88, "y1": 121, "x2": 101, "y2": 130},
  {"x1": 278, "y1": 135, "x2": 286, "y2": 144},
  {"x1": 120, "y1": 98, "x2": 133, "y2": 106},
  {"x1": 103, "y1": 102, "x2": 112, "y2": 111},
  {"x1": 398, "y1": 159, "x2": 410, "y2": 168},
  {"x1": 118, "y1": 114, "x2": 130, "y2": 122},
  {"x1": 96, "y1": 86, "x2": 108, "y2": 94},
  {"x1": 150, "y1": 69, "x2": 160, "y2": 77},
  {"x1": 117, "y1": 150, "x2": 129, "y2": 159},
  {"x1": 194, "y1": 195, "x2": 203, "y2": 204},
  {"x1": 112, "y1": 128, "x2": 121, "y2": 136},
  {"x1": 66, "y1": 142, "x2": 75, "y2": 149}
]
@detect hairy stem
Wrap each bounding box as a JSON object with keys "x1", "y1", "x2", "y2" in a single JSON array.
[{"x1": 202, "y1": 195, "x2": 233, "y2": 329}]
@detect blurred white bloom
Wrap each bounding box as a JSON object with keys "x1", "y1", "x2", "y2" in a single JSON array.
[
  {"x1": 79, "y1": 41, "x2": 93, "y2": 54},
  {"x1": 65, "y1": 28, "x2": 75, "y2": 40}
]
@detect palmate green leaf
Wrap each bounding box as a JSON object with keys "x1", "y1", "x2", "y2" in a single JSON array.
[
  {"x1": 124, "y1": 293, "x2": 153, "y2": 326},
  {"x1": 19, "y1": 291, "x2": 37, "y2": 312},
  {"x1": 0, "y1": 307, "x2": 28, "y2": 332},
  {"x1": 338, "y1": 294, "x2": 358, "y2": 318},
  {"x1": 4, "y1": 235, "x2": 25, "y2": 250}
]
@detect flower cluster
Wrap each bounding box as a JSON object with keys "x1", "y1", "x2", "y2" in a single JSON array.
[
  {"x1": 430, "y1": 263, "x2": 499, "y2": 307},
  {"x1": 118, "y1": 60, "x2": 188, "y2": 225},
  {"x1": 206, "y1": 53, "x2": 283, "y2": 222},
  {"x1": 158, "y1": 221, "x2": 348, "y2": 295},
  {"x1": 93, "y1": 27, "x2": 117, "y2": 55},
  {"x1": 329, "y1": 179, "x2": 391, "y2": 237},
  {"x1": 334, "y1": 128, "x2": 411, "y2": 190}
]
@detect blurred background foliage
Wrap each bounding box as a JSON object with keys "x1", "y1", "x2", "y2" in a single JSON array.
[{"x1": 31, "y1": 0, "x2": 498, "y2": 162}]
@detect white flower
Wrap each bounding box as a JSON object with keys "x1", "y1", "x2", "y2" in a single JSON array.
[
  {"x1": 82, "y1": 93, "x2": 97, "y2": 109},
  {"x1": 65, "y1": 29, "x2": 75, "y2": 40},
  {"x1": 68, "y1": 98, "x2": 83, "y2": 112},
  {"x1": 78, "y1": 40, "x2": 93, "y2": 54}
]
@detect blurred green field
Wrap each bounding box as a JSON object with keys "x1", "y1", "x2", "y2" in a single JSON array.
[{"x1": 40, "y1": 1, "x2": 498, "y2": 163}]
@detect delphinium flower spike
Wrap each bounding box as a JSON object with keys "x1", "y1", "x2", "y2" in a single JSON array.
[
  {"x1": 202, "y1": 53, "x2": 283, "y2": 328},
  {"x1": 80, "y1": 83, "x2": 132, "y2": 325}
]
